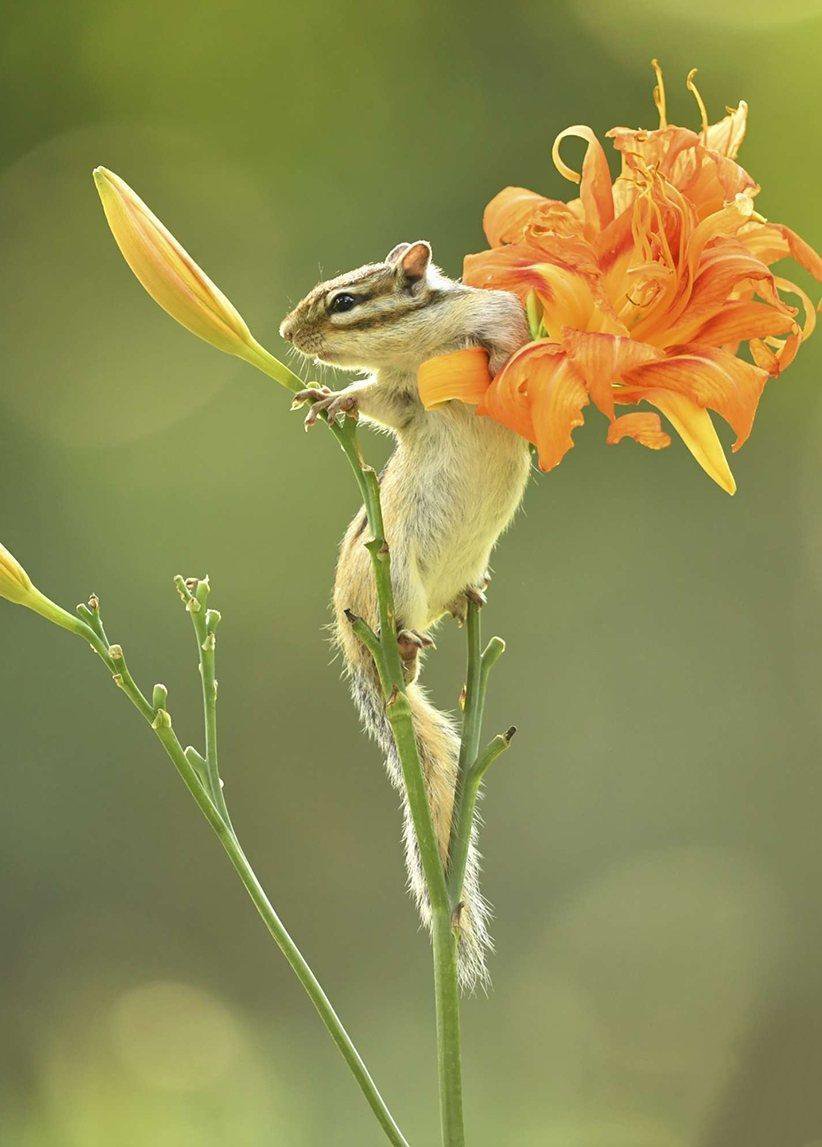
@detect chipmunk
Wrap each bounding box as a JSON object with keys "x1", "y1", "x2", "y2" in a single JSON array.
[{"x1": 279, "y1": 241, "x2": 530, "y2": 990}]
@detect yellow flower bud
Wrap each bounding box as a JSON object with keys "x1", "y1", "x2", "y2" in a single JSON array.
[
  {"x1": 0, "y1": 542, "x2": 88, "y2": 635},
  {"x1": 94, "y1": 166, "x2": 259, "y2": 355},
  {"x1": 0, "y1": 541, "x2": 34, "y2": 606},
  {"x1": 93, "y1": 168, "x2": 300, "y2": 391}
]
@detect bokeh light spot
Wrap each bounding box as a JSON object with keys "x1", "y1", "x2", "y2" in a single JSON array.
[{"x1": 110, "y1": 980, "x2": 244, "y2": 1091}]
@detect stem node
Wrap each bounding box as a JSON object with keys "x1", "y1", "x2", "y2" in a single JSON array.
[{"x1": 151, "y1": 707, "x2": 172, "y2": 730}]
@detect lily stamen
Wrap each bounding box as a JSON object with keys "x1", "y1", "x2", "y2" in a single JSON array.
[
  {"x1": 651, "y1": 58, "x2": 667, "y2": 129},
  {"x1": 686, "y1": 68, "x2": 709, "y2": 138}
]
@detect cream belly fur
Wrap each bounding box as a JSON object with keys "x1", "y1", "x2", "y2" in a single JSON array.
[{"x1": 384, "y1": 409, "x2": 531, "y2": 627}]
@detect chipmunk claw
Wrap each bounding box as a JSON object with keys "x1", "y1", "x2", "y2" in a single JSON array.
[
  {"x1": 397, "y1": 629, "x2": 436, "y2": 656},
  {"x1": 291, "y1": 385, "x2": 325, "y2": 410},
  {"x1": 397, "y1": 628, "x2": 435, "y2": 684},
  {"x1": 297, "y1": 386, "x2": 359, "y2": 429},
  {"x1": 464, "y1": 585, "x2": 487, "y2": 608},
  {"x1": 447, "y1": 577, "x2": 490, "y2": 625}
]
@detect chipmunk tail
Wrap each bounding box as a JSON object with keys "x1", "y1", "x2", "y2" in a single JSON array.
[{"x1": 347, "y1": 655, "x2": 492, "y2": 993}]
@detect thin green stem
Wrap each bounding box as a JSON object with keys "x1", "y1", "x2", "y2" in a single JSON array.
[
  {"x1": 458, "y1": 603, "x2": 483, "y2": 774},
  {"x1": 447, "y1": 730, "x2": 515, "y2": 907},
  {"x1": 177, "y1": 576, "x2": 233, "y2": 828},
  {"x1": 63, "y1": 594, "x2": 410, "y2": 1147},
  {"x1": 445, "y1": 603, "x2": 483, "y2": 896},
  {"x1": 344, "y1": 609, "x2": 391, "y2": 693},
  {"x1": 150, "y1": 718, "x2": 408, "y2": 1147},
  {"x1": 447, "y1": 603, "x2": 507, "y2": 905}
]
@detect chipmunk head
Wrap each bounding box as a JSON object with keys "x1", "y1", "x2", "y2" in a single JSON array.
[{"x1": 279, "y1": 242, "x2": 464, "y2": 372}]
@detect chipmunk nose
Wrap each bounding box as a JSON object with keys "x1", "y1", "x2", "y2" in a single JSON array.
[{"x1": 279, "y1": 315, "x2": 296, "y2": 342}]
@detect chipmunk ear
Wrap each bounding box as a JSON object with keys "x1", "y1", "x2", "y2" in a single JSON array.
[
  {"x1": 397, "y1": 241, "x2": 431, "y2": 284},
  {"x1": 385, "y1": 242, "x2": 411, "y2": 264}
]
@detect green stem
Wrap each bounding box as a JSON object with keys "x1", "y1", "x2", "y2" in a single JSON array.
[
  {"x1": 447, "y1": 604, "x2": 506, "y2": 905},
  {"x1": 151, "y1": 719, "x2": 409, "y2": 1147},
  {"x1": 431, "y1": 912, "x2": 464, "y2": 1145},
  {"x1": 242, "y1": 342, "x2": 305, "y2": 393},
  {"x1": 444, "y1": 605, "x2": 483, "y2": 880},
  {"x1": 447, "y1": 731, "x2": 515, "y2": 907},
  {"x1": 180, "y1": 577, "x2": 233, "y2": 829},
  {"x1": 60, "y1": 600, "x2": 409, "y2": 1147},
  {"x1": 216, "y1": 346, "x2": 468, "y2": 1142},
  {"x1": 331, "y1": 414, "x2": 465, "y2": 1147}
]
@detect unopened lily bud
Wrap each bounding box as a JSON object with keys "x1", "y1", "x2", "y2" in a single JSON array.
[
  {"x1": 94, "y1": 167, "x2": 254, "y2": 356},
  {"x1": 93, "y1": 168, "x2": 300, "y2": 392},
  {"x1": 0, "y1": 542, "x2": 34, "y2": 606},
  {"x1": 0, "y1": 542, "x2": 86, "y2": 636}
]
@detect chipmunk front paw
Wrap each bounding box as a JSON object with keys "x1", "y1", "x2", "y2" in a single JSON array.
[{"x1": 294, "y1": 386, "x2": 359, "y2": 429}]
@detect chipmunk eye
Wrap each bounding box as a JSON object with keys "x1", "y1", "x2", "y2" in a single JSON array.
[{"x1": 329, "y1": 293, "x2": 358, "y2": 314}]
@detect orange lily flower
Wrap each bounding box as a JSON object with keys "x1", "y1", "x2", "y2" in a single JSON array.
[{"x1": 419, "y1": 63, "x2": 820, "y2": 493}]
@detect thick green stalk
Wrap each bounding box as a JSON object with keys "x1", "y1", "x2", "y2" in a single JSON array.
[
  {"x1": 431, "y1": 913, "x2": 464, "y2": 1144},
  {"x1": 330, "y1": 415, "x2": 465, "y2": 1147}
]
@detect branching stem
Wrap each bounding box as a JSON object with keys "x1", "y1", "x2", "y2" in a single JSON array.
[
  {"x1": 65, "y1": 590, "x2": 409, "y2": 1147},
  {"x1": 447, "y1": 602, "x2": 508, "y2": 907}
]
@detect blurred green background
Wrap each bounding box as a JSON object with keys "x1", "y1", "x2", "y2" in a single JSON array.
[{"x1": 1, "y1": 2, "x2": 820, "y2": 1144}]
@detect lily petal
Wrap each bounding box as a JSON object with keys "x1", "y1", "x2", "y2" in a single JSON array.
[
  {"x1": 625, "y1": 345, "x2": 767, "y2": 450},
  {"x1": 705, "y1": 101, "x2": 748, "y2": 160},
  {"x1": 643, "y1": 389, "x2": 736, "y2": 494},
  {"x1": 606, "y1": 411, "x2": 671, "y2": 450},
  {"x1": 552, "y1": 126, "x2": 615, "y2": 234},
  {"x1": 562, "y1": 329, "x2": 663, "y2": 418},
  {"x1": 692, "y1": 302, "x2": 795, "y2": 347},
  {"x1": 494, "y1": 343, "x2": 589, "y2": 470},
  {"x1": 0, "y1": 541, "x2": 34, "y2": 606},
  {"x1": 476, "y1": 346, "x2": 536, "y2": 443},
  {"x1": 741, "y1": 221, "x2": 822, "y2": 280},
  {"x1": 483, "y1": 187, "x2": 581, "y2": 247},
  {"x1": 418, "y1": 347, "x2": 492, "y2": 409}
]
